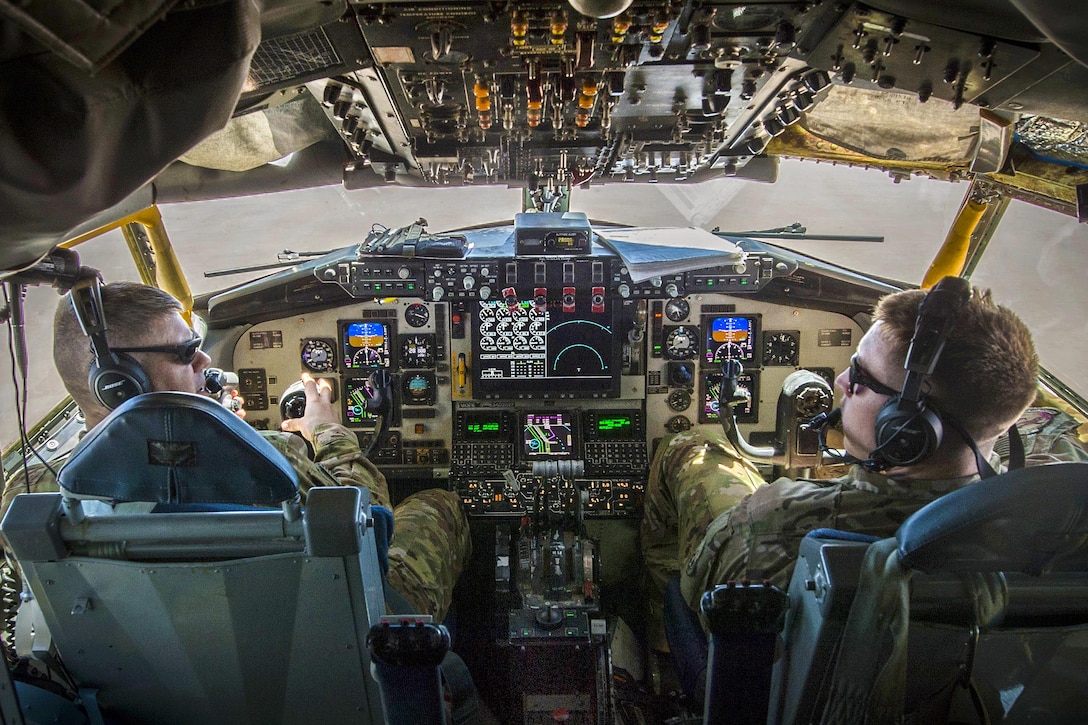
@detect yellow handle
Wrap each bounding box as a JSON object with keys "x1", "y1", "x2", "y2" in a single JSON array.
[{"x1": 921, "y1": 199, "x2": 988, "y2": 289}]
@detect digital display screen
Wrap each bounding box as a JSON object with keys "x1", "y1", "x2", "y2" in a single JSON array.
[
  {"x1": 585, "y1": 412, "x2": 638, "y2": 440},
  {"x1": 522, "y1": 412, "x2": 574, "y2": 457},
  {"x1": 703, "y1": 315, "x2": 759, "y2": 364},
  {"x1": 341, "y1": 321, "x2": 392, "y2": 370},
  {"x1": 700, "y1": 371, "x2": 759, "y2": 425},
  {"x1": 461, "y1": 411, "x2": 506, "y2": 440},
  {"x1": 343, "y1": 377, "x2": 379, "y2": 426},
  {"x1": 472, "y1": 294, "x2": 621, "y2": 398}
]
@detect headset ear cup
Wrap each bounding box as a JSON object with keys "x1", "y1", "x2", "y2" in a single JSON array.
[
  {"x1": 89, "y1": 352, "x2": 152, "y2": 410},
  {"x1": 873, "y1": 396, "x2": 943, "y2": 468}
]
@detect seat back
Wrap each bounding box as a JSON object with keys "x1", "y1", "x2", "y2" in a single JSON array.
[
  {"x1": 770, "y1": 463, "x2": 1088, "y2": 724},
  {"x1": 3, "y1": 486, "x2": 387, "y2": 725},
  {"x1": 56, "y1": 392, "x2": 300, "y2": 507}
]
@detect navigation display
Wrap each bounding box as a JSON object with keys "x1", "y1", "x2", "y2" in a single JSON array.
[
  {"x1": 522, "y1": 412, "x2": 574, "y2": 457},
  {"x1": 471, "y1": 294, "x2": 621, "y2": 398},
  {"x1": 343, "y1": 377, "x2": 379, "y2": 426},
  {"x1": 700, "y1": 371, "x2": 759, "y2": 424}
]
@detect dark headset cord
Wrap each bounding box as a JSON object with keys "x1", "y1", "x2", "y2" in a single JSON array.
[{"x1": 3, "y1": 282, "x2": 59, "y2": 493}]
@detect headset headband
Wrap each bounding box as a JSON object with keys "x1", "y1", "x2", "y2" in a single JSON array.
[
  {"x1": 69, "y1": 275, "x2": 114, "y2": 363},
  {"x1": 898, "y1": 276, "x2": 970, "y2": 406}
]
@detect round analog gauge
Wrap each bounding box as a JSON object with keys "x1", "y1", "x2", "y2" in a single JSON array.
[
  {"x1": 402, "y1": 372, "x2": 436, "y2": 405},
  {"x1": 664, "y1": 326, "x2": 698, "y2": 359},
  {"x1": 404, "y1": 303, "x2": 430, "y2": 328},
  {"x1": 300, "y1": 338, "x2": 337, "y2": 373},
  {"x1": 763, "y1": 331, "x2": 800, "y2": 366},
  {"x1": 401, "y1": 334, "x2": 436, "y2": 368},
  {"x1": 664, "y1": 297, "x2": 690, "y2": 322},
  {"x1": 665, "y1": 415, "x2": 692, "y2": 434},
  {"x1": 667, "y1": 389, "x2": 692, "y2": 412}
]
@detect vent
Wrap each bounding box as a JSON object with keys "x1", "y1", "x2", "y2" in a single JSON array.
[{"x1": 248, "y1": 29, "x2": 341, "y2": 88}]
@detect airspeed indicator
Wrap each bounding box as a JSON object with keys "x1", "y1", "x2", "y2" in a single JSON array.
[{"x1": 301, "y1": 338, "x2": 337, "y2": 373}]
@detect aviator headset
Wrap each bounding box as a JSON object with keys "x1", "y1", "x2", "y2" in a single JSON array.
[
  {"x1": 865, "y1": 275, "x2": 971, "y2": 470},
  {"x1": 69, "y1": 278, "x2": 153, "y2": 410}
]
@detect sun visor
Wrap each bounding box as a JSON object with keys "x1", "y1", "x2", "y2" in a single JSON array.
[
  {"x1": 799, "y1": 85, "x2": 977, "y2": 163},
  {"x1": 180, "y1": 95, "x2": 337, "y2": 173}
]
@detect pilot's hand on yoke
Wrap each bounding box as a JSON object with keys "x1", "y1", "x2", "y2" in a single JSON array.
[{"x1": 280, "y1": 373, "x2": 338, "y2": 442}]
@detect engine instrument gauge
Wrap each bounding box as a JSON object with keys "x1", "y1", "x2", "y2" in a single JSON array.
[
  {"x1": 667, "y1": 389, "x2": 692, "y2": 411},
  {"x1": 300, "y1": 338, "x2": 337, "y2": 373},
  {"x1": 664, "y1": 297, "x2": 690, "y2": 322},
  {"x1": 400, "y1": 334, "x2": 436, "y2": 367},
  {"x1": 664, "y1": 326, "x2": 699, "y2": 359},
  {"x1": 762, "y1": 331, "x2": 800, "y2": 366},
  {"x1": 665, "y1": 415, "x2": 692, "y2": 434},
  {"x1": 404, "y1": 303, "x2": 430, "y2": 328}
]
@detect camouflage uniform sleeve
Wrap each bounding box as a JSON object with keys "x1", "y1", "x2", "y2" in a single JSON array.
[
  {"x1": 308, "y1": 423, "x2": 392, "y2": 510},
  {"x1": 1017, "y1": 408, "x2": 1088, "y2": 465},
  {"x1": 680, "y1": 476, "x2": 842, "y2": 607},
  {"x1": 1, "y1": 462, "x2": 62, "y2": 524}
]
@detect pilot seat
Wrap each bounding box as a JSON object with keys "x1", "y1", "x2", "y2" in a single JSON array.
[
  {"x1": 774, "y1": 461, "x2": 1088, "y2": 723},
  {"x1": 1, "y1": 392, "x2": 395, "y2": 724}
]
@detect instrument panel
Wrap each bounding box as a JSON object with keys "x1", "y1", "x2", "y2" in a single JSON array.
[{"x1": 219, "y1": 231, "x2": 866, "y2": 519}]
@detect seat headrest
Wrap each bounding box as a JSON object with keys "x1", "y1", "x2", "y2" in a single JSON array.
[
  {"x1": 897, "y1": 463, "x2": 1088, "y2": 575},
  {"x1": 58, "y1": 392, "x2": 299, "y2": 506}
]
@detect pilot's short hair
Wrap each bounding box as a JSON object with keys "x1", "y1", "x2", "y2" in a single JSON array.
[
  {"x1": 53, "y1": 282, "x2": 184, "y2": 403},
  {"x1": 873, "y1": 286, "x2": 1038, "y2": 441}
]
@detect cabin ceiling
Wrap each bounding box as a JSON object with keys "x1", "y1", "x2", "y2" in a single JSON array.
[{"x1": 1, "y1": 0, "x2": 1086, "y2": 273}]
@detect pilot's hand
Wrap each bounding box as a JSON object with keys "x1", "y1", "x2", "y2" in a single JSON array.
[
  {"x1": 226, "y1": 391, "x2": 247, "y2": 419},
  {"x1": 280, "y1": 373, "x2": 338, "y2": 442}
]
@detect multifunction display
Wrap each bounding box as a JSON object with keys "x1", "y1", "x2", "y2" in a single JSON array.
[
  {"x1": 522, "y1": 412, "x2": 575, "y2": 457},
  {"x1": 472, "y1": 293, "x2": 620, "y2": 398}
]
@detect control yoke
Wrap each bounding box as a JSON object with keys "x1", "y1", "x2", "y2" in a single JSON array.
[{"x1": 718, "y1": 361, "x2": 833, "y2": 472}]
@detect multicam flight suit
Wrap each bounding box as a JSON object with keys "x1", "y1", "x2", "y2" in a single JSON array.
[
  {"x1": 1, "y1": 422, "x2": 471, "y2": 622},
  {"x1": 641, "y1": 408, "x2": 1088, "y2": 636}
]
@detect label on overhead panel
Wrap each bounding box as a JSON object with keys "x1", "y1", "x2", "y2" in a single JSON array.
[
  {"x1": 818, "y1": 329, "x2": 852, "y2": 347},
  {"x1": 249, "y1": 330, "x2": 283, "y2": 350}
]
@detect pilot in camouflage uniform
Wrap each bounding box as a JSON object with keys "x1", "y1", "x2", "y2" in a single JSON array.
[
  {"x1": 1, "y1": 420, "x2": 471, "y2": 623},
  {"x1": 642, "y1": 407, "x2": 1088, "y2": 631}
]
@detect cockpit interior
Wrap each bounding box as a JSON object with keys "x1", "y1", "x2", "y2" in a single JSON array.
[{"x1": 1, "y1": 0, "x2": 1087, "y2": 723}]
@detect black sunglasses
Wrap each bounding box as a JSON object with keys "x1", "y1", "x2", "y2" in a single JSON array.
[
  {"x1": 113, "y1": 336, "x2": 204, "y2": 365},
  {"x1": 848, "y1": 353, "x2": 899, "y2": 396}
]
